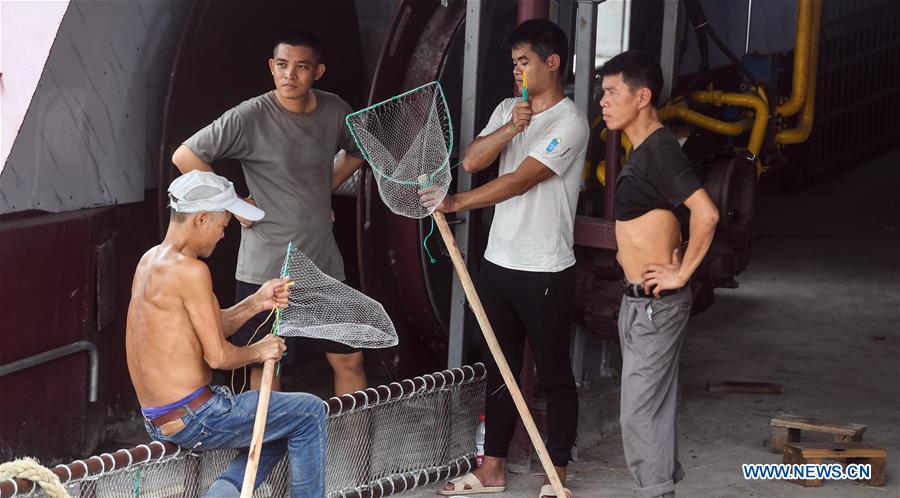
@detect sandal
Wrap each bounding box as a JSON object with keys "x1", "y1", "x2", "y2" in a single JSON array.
[{"x1": 436, "y1": 472, "x2": 507, "y2": 495}]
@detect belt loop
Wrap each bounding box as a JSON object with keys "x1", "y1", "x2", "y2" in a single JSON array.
[{"x1": 183, "y1": 404, "x2": 196, "y2": 417}]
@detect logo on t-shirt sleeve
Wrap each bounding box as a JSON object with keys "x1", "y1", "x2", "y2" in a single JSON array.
[{"x1": 545, "y1": 137, "x2": 561, "y2": 153}]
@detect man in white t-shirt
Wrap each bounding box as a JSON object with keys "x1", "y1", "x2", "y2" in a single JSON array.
[{"x1": 428, "y1": 19, "x2": 588, "y2": 498}]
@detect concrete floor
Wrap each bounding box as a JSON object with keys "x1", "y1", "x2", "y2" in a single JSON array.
[{"x1": 408, "y1": 152, "x2": 900, "y2": 498}]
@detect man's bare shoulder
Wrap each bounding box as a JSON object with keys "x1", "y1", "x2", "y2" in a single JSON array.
[
  {"x1": 174, "y1": 254, "x2": 210, "y2": 278},
  {"x1": 136, "y1": 245, "x2": 211, "y2": 292},
  {"x1": 169, "y1": 255, "x2": 212, "y2": 298}
]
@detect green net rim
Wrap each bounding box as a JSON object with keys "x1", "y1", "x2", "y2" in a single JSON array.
[{"x1": 345, "y1": 81, "x2": 453, "y2": 187}]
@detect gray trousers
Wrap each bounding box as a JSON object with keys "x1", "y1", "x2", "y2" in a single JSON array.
[{"x1": 618, "y1": 288, "x2": 691, "y2": 498}]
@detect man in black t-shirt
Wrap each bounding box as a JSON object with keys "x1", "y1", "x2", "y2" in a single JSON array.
[{"x1": 600, "y1": 51, "x2": 720, "y2": 498}]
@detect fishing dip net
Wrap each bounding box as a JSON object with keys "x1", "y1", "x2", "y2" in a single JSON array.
[
  {"x1": 345, "y1": 81, "x2": 453, "y2": 219},
  {"x1": 274, "y1": 242, "x2": 397, "y2": 349}
]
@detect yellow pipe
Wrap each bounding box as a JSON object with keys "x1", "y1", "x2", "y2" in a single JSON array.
[
  {"x1": 690, "y1": 90, "x2": 768, "y2": 157},
  {"x1": 597, "y1": 105, "x2": 752, "y2": 146},
  {"x1": 594, "y1": 160, "x2": 606, "y2": 186},
  {"x1": 756, "y1": 86, "x2": 770, "y2": 107},
  {"x1": 599, "y1": 127, "x2": 633, "y2": 151},
  {"x1": 776, "y1": 0, "x2": 822, "y2": 145},
  {"x1": 776, "y1": 0, "x2": 813, "y2": 117},
  {"x1": 594, "y1": 100, "x2": 756, "y2": 185},
  {"x1": 594, "y1": 127, "x2": 632, "y2": 187},
  {"x1": 657, "y1": 102, "x2": 753, "y2": 136},
  {"x1": 592, "y1": 93, "x2": 765, "y2": 183}
]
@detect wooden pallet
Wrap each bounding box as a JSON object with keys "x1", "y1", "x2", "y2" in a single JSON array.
[
  {"x1": 783, "y1": 442, "x2": 886, "y2": 487},
  {"x1": 770, "y1": 414, "x2": 866, "y2": 453}
]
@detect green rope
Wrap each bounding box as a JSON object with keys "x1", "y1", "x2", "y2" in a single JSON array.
[
  {"x1": 423, "y1": 216, "x2": 437, "y2": 264},
  {"x1": 274, "y1": 242, "x2": 293, "y2": 377},
  {"x1": 133, "y1": 468, "x2": 141, "y2": 497},
  {"x1": 274, "y1": 306, "x2": 283, "y2": 377}
]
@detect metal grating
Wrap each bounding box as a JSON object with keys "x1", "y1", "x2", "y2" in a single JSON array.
[
  {"x1": 0, "y1": 364, "x2": 486, "y2": 498},
  {"x1": 803, "y1": 0, "x2": 900, "y2": 178}
]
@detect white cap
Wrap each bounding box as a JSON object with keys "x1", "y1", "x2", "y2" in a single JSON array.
[{"x1": 168, "y1": 170, "x2": 264, "y2": 222}]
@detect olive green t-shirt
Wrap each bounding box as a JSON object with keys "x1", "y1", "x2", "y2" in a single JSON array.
[{"x1": 183, "y1": 90, "x2": 360, "y2": 283}]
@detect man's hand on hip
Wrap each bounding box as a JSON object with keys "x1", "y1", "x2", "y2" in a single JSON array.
[
  {"x1": 641, "y1": 263, "x2": 687, "y2": 298},
  {"x1": 641, "y1": 247, "x2": 688, "y2": 298}
]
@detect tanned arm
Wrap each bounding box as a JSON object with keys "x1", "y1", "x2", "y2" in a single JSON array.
[
  {"x1": 172, "y1": 145, "x2": 260, "y2": 227},
  {"x1": 181, "y1": 261, "x2": 280, "y2": 370},
  {"x1": 434, "y1": 157, "x2": 555, "y2": 213},
  {"x1": 172, "y1": 145, "x2": 214, "y2": 174},
  {"x1": 462, "y1": 100, "x2": 532, "y2": 173},
  {"x1": 332, "y1": 151, "x2": 366, "y2": 192},
  {"x1": 462, "y1": 125, "x2": 517, "y2": 173},
  {"x1": 675, "y1": 189, "x2": 719, "y2": 281},
  {"x1": 219, "y1": 277, "x2": 291, "y2": 337}
]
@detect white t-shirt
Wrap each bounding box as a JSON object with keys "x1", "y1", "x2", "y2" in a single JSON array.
[{"x1": 478, "y1": 97, "x2": 589, "y2": 272}]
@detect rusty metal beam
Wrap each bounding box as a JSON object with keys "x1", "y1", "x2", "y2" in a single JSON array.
[
  {"x1": 603, "y1": 129, "x2": 621, "y2": 220},
  {"x1": 517, "y1": 0, "x2": 549, "y2": 25},
  {"x1": 574, "y1": 215, "x2": 618, "y2": 250}
]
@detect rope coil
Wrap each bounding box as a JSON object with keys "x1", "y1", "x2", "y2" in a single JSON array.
[{"x1": 0, "y1": 458, "x2": 69, "y2": 498}]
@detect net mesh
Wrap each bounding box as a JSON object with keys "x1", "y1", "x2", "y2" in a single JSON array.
[
  {"x1": 278, "y1": 245, "x2": 397, "y2": 349},
  {"x1": 345, "y1": 82, "x2": 453, "y2": 219},
  {"x1": 5, "y1": 365, "x2": 486, "y2": 498}
]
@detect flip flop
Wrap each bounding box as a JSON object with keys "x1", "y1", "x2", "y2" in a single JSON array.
[
  {"x1": 436, "y1": 472, "x2": 506, "y2": 495},
  {"x1": 538, "y1": 484, "x2": 572, "y2": 497}
]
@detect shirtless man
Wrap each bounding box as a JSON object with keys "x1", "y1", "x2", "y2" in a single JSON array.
[
  {"x1": 600, "y1": 51, "x2": 719, "y2": 498},
  {"x1": 127, "y1": 170, "x2": 326, "y2": 497}
]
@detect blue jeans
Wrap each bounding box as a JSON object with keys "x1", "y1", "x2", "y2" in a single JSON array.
[{"x1": 143, "y1": 385, "x2": 326, "y2": 497}]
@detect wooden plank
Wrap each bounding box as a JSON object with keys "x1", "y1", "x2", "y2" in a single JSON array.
[
  {"x1": 707, "y1": 381, "x2": 784, "y2": 394},
  {"x1": 771, "y1": 414, "x2": 866, "y2": 436},
  {"x1": 792, "y1": 442, "x2": 885, "y2": 459},
  {"x1": 785, "y1": 442, "x2": 887, "y2": 487},
  {"x1": 849, "y1": 457, "x2": 887, "y2": 487},
  {"x1": 770, "y1": 426, "x2": 801, "y2": 453},
  {"x1": 784, "y1": 445, "x2": 821, "y2": 487}
]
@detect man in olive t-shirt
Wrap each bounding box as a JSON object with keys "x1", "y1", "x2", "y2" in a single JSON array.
[{"x1": 172, "y1": 28, "x2": 367, "y2": 396}]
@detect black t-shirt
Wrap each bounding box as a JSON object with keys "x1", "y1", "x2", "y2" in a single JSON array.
[{"x1": 614, "y1": 127, "x2": 702, "y2": 225}]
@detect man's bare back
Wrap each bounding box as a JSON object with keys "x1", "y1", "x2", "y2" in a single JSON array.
[
  {"x1": 127, "y1": 244, "x2": 218, "y2": 407},
  {"x1": 126, "y1": 207, "x2": 287, "y2": 410}
]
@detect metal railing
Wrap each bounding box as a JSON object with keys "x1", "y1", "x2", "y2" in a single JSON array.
[{"x1": 0, "y1": 340, "x2": 98, "y2": 402}]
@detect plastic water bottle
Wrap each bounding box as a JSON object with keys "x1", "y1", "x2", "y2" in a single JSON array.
[{"x1": 475, "y1": 414, "x2": 486, "y2": 467}]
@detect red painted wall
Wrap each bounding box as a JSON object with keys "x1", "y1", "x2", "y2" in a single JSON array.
[{"x1": 0, "y1": 196, "x2": 159, "y2": 462}]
